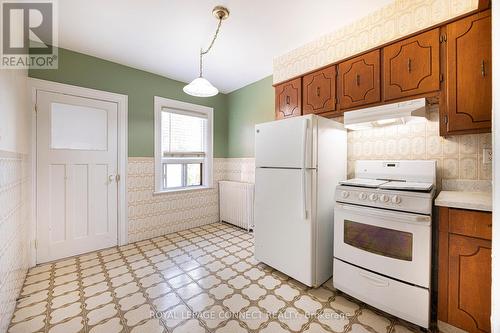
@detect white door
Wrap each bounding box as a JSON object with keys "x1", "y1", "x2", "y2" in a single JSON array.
[
  {"x1": 255, "y1": 115, "x2": 313, "y2": 168},
  {"x1": 254, "y1": 167, "x2": 314, "y2": 286},
  {"x1": 37, "y1": 91, "x2": 118, "y2": 263}
]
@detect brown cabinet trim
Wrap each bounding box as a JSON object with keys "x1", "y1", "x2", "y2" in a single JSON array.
[{"x1": 272, "y1": 6, "x2": 489, "y2": 87}]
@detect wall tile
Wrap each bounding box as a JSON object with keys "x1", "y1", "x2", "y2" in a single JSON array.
[
  {"x1": 127, "y1": 158, "x2": 255, "y2": 243},
  {"x1": 347, "y1": 108, "x2": 492, "y2": 189},
  {"x1": 459, "y1": 156, "x2": 478, "y2": 180},
  {"x1": 443, "y1": 158, "x2": 460, "y2": 179},
  {"x1": 273, "y1": 0, "x2": 479, "y2": 83},
  {"x1": 459, "y1": 135, "x2": 479, "y2": 155},
  {"x1": 0, "y1": 152, "x2": 31, "y2": 332}
]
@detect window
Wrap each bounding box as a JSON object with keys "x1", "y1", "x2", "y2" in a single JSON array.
[{"x1": 154, "y1": 97, "x2": 213, "y2": 193}]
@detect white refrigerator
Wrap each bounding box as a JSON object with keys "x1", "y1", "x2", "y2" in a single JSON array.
[{"x1": 254, "y1": 114, "x2": 346, "y2": 287}]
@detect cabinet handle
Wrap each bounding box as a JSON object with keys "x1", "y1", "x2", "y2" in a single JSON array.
[
  {"x1": 356, "y1": 74, "x2": 360, "y2": 86},
  {"x1": 407, "y1": 58, "x2": 412, "y2": 73},
  {"x1": 286, "y1": 96, "x2": 290, "y2": 105},
  {"x1": 316, "y1": 87, "x2": 320, "y2": 96},
  {"x1": 481, "y1": 60, "x2": 486, "y2": 77}
]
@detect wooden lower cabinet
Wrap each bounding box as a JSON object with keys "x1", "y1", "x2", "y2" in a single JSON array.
[{"x1": 438, "y1": 207, "x2": 492, "y2": 333}]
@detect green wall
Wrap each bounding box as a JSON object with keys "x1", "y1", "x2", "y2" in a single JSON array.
[
  {"x1": 226, "y1": 76, "x2": 275, "y2": 157},
  {"x1": 29, "y1": 48, "x2": 229, "y2": 157}
]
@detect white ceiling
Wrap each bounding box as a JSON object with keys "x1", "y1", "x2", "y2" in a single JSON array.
[{"x1": 58, "y1": 0, "x2": 393, "y2": 93}]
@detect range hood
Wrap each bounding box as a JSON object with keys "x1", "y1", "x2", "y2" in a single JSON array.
[{"x1": 343, "y1": 98, "x2": 428, "y2": 131}]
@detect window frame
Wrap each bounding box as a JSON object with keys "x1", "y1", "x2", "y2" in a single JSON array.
[{"x1": 154, "y1": 96, "x2": 213, "y2": 194}]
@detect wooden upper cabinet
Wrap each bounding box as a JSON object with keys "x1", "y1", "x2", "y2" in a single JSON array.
[
  {"x1": 443, "y1": 10, "x2": 491, "y2": 135},
  {"x1": 338, "y1": 50, "x2": 381, "y2": 110},
  {"x1": 275, "y1": 78, "x2": 302, "y2": 120},
  {"x1": 302, "y1": 66, "x2": 336, "y2": 115},
  {"x1": 383, "y1": 29, "x2": 440, "y2": 100}
]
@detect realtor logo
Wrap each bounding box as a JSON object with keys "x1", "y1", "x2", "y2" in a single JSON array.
[{"x1": 1, "y1": 0, "x2": 58, "y2": 69}]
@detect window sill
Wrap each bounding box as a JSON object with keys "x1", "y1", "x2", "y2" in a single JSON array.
[{"x1": 153, "y1": 186, "x2": 213, "y2": 195}]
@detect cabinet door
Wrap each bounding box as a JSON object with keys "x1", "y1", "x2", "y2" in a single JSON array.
[
  {"x1": 338, "y1": 50, "x2": 381, "y2": 109},
  {"x1": 383, "y1": 29, "x2": 440, "y2": 100},
  {"x1": 302, "y1": 66, "x2": 336, "y2": 115},
  {"x1": 275, "y1": 78, "x2": 302, "y2": 120},
  {"x1": 444, "y1": 11, "x2": 491, "y2": 134},
  {"x1": 448, "y1": 234, "x2": 491, "y2": 333}
]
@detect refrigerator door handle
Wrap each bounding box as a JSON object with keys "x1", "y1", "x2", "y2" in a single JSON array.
[
  {"x1": 301, "y1": 169, "x2": 308, "y2": 219},
  {"x1": 301, "y1": 119, "x2": 308, "y2": 169}
]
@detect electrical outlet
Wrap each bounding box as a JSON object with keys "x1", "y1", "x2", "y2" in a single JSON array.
[{"x1": 483, "y1": 148, "x2": 492, "y2": 164}]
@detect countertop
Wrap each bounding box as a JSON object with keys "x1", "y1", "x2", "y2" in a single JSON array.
[{"x1": 435, "y1": 191, "x2": 492, "y2": 212}]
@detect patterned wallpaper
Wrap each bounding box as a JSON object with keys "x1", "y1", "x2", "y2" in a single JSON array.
[
  {"x1": 0, "y1": 152, "x2": 31, "y2": 332},
  {"x1": 347, "y1": 106, "x2": 492, "y2": 190},
  {"x1": 127, "y1": 158, "x2": 256, "y2": 243},
  {"x1": 273, "y1": 0, "x2": 479, "y2": 83}
]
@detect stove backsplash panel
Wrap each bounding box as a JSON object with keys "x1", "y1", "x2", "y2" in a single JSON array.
[{"x1": 347, "y1": 106, "x2": 492, "y2": 191}]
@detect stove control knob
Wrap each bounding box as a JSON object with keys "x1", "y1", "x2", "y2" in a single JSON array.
[
  {"x1": 380, "y1": 194, "x2": 389, "y2": 203},
  {"x1": 369, "y1": 193, "x2": 378, "y2": 201},
  {"x1": 391, "y1": 195, "x2": 401, "y2": 204},
  {"x1": 341, "y1": 191, "x2": 350, "y2": 198},
  {"x1": 358, "y1": 193, "x2": 367, "y2": 200}
]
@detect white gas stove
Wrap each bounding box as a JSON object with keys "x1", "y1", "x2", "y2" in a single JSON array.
[{"x1": 333, "y1": 160, "x2": 436, "y2": 328}]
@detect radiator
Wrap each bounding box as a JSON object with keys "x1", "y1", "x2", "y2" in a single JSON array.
[{"x1": 219, "y1": 181, "x2": 255, "y2": 231}]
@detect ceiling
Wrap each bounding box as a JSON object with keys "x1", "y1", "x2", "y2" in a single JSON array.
[{"x1": 58, "y1": 0, "x2": 393, "y2": 93}]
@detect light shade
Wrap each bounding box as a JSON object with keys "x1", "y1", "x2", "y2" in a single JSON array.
[{"x1": 183, "y1": 77, "x2": 219, "y2": 97}]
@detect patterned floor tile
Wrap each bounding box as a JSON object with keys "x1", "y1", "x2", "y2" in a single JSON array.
[{"x1": 7, "y1": 222, "x2": 425, "y2": 333}]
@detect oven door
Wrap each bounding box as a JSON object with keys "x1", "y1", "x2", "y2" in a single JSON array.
[{"x1": 334, "y1": 203, "x2": 431, "y2": 288}]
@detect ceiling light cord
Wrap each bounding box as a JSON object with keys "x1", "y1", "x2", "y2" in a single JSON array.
[{"x1": 199, "y1": 17, "x2": 223, "y2": 78}]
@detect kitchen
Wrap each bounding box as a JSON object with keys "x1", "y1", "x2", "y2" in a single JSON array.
[{"x1": 1, "y1": 0, "x2": 497, "y2": 332}]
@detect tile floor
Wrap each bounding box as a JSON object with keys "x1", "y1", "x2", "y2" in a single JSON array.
[{"x1": 8, "y1": 223, "x2": 425, "y2": 333}]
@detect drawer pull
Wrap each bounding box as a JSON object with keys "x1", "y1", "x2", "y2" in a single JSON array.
[
  {"x1": 356, "y1": 74, "x2": 360, "y2": 86},
  {"x1": 359, "y1": 271, "x2": 389, "y2": 287},
  {"x1": 316, "y1": 87, "x2": 320, "y2": 96},
  {"x1": 286, "y1": 96, "x2": 290, "y2": 105}
]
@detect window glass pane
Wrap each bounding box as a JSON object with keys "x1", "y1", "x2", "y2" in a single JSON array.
[
  {"x1": 51, "y1": 102, "x2": 107, "y2": 150},
  {"x1": 186, "y1": 164, "x2": 202, "y2": 187},
  {"x1": 165, "y1": 164, "x2": 182, "y2": 188},
  {"x1": 344, "y1": 220, "x2": 413, "y2": 261},
  {"x1": 161, "y1": 111, "x2": 206, "y2": 154}
]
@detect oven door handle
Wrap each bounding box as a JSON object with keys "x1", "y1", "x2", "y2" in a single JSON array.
[
  {"x1": 335, "y1": 203, "x2": 431, "y2": 225},
  {"x1": 359, "y1": 271, "x2": 390, "y2": 287}
]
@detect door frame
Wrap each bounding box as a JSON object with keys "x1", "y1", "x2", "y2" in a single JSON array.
[{"x1": 28, "y1": 78, "x2": 128, "y2": 266}]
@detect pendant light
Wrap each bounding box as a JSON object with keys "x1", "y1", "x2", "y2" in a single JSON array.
[{"x1": 183, "y1": 6, "x2": 229, "y2": 97}]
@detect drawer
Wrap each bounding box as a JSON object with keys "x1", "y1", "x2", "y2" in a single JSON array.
[
  {"x1": 333, "y1": 259, "x2": 430, "y2": 328},
  {"x1": 449, "y1": 208, "x2": 492, "y2": 240}
]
